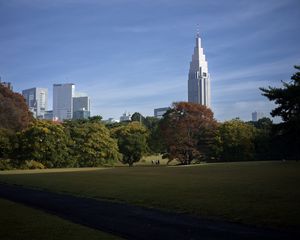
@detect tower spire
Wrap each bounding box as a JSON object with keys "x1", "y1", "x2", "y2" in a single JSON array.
[{"x1": 196, "y1": 24, "x2": 200, "y2": 38}]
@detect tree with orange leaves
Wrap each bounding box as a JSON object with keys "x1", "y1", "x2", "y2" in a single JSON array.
[
  {"x1": 159, "y1": 102, "x2": 217, "y2": 165},
  {"x1": 0, "y1": 84, "x2": 33, "y2": 132}
]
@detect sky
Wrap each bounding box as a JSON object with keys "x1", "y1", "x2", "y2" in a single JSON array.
[{"x1": 1, "y1": 0, "x2": 300, "y2": 121}]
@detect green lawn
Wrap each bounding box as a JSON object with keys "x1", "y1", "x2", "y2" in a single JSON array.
[
  {"x1": 0, "y1": 198, "x2": 121, "y2": 240},
  {"x1": 0, "y1": 161, "x2": 299, "y2": 229}
]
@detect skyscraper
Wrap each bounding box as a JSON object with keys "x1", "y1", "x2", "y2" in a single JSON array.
[
  {"x1": 53, "y1": 83, "x2": 75, "y2": 121},
  {"x1": 73, "y1": 96, "x2": 90, "y2": 113},
  {"x1": 252, "y1": 111, "x2": 264, "y2": 122},
  {"x1": 188, "y1": 34, "x2": 211, "y2": 107},
  {"x1": 73, "y1": 96, "x2": 91, "y2": 120},
  {"x1": 154, "y1": 107, "x2": 170, "y2": 119},
  {"x1": 22, "y1": 87, "x2": 48, "y2": 118}
]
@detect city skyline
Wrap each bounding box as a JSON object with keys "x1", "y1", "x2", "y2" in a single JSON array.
[{"x1": 1, "y1": 0, "x2": 300, "y2": 121}]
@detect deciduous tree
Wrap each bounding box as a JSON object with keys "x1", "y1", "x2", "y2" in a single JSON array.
[
  {"x1": 160, "y1": 102, "x2": 217, "y2": 165},
  {"x1": 64, "y1": 121, "x2": 120, "y2": 167},
  {"x1": 15, "y1": 121, "x2": 71, "y2": 168},
  {"x1": 111, "y1": 122, "x2": 148, "y2": 166},
  {"x1": 0, "y1": 85, "x2": 33, "y2": 131},
  {"x1": 217, "y1": 119, "x2": 256, "y2": 161},
  {"x1": 0, "y1": 128, "x2": 13, "y2": 158}
]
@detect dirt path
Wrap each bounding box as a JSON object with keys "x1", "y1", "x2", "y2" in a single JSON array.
[{"x1": 0, "y1": 183, "x2": 297, "y2": 240}]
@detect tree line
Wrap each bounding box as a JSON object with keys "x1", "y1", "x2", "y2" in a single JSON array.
[{"x1": 0, "y1": 66, "x2": 299, "y2": 169}]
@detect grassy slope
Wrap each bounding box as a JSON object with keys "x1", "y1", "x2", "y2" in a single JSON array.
[
  {"x1": 0, "y1": 161, "x2": 299, "y2": 229},
  {"x1": 0, "y1": 198, "x2": 121, "y2": 240}
]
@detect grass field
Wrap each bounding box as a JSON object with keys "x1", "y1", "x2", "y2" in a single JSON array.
[
  {"x1": 0, "y1": 198, "x2": 120, "y2": 240},
  {"x1": 0, "y1": 161, "x2": 299, "y2": 230}
]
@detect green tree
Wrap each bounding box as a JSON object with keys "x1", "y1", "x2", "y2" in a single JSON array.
[
  {"x1": 64, "y1": 121, "x2": 120, "y2": 167},
  {"x1": 0, "y1": 85, "x2": 33, "y2": 131},
  {"x1": 144, "y1": 116, "x2": 164, "y2": 154},
  {"x1": 160, "y1": 102, "x2": 218, "y2": 165},
  {"x1": 15, "y1": 121, "x2": 71, "y2": 168},
  {"x1": 131, "y1": 112, "x2": 145, "y2": 124},
  {"x1": 0, "y1": 128, "x2": 13, "y2": 158},
  {"x1": 260, "y1": 65, "x2": 300, "y2": 159},
  {"x1": 88, "y1": 115, "x2": 103, "y2": 123},
  {"x1": 217, "y1": 119, "x2": 256, "y2": 161},
  {"x1": 248, "y1": 118, "x2": 273, "y2": 160},
  {"x1": 111, "y1": 122, "x2": 148, "y2": 166}
]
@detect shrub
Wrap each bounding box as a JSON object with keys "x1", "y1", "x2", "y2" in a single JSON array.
[
  {"x1": 0, "y1": 159, "x2": 14, "y2": 170},
  {"x1": 23, "y1": 160, "x2": 45, "y2": 169}
]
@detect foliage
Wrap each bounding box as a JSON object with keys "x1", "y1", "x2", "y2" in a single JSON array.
[
  {"x1": 217, "y1": 119, "x2": 256, "y2": 161},
  {"x1": 88, "y1": 115, "x2": 103, "y2": 123},
  {"x1": 144, "y1": 116, "x2": 165, "y2": 154},
  {"x1": 0, "y1": 85, "x2": 33, "y2": 132},
  {"x1": 0, "y1": 159, "x2": 14, "y2": 170},
  {"x1": 15, "y1": 121, "x2": 72, "y2": 168},
  {"x1": 131, "y1": 114, "x2": 164, "y2": 154},
  {"x1": 111, "y1": 122, "x2": 148, "y2": 166},
  {"x1": 160, "y1": 102, "x2": 218, "y2": 165},
  {"x1": 260, "y1": 65, "x2": 300, "y2": 159},
  {"x1": 0, "y1": 128, "x2": 13, "y2": 158},
  {"x1": 22, "y1": 160, "x2": 45, "y2": 169},
  {"x1": 131, "y1": 112, "x2": 146, "y2": 124},
  {"x1": 64, "y1": 121, "x2": 120, "y2": 167},
  {"x1": 249, "y1": 118, "x2": 274, "y2": 160}
]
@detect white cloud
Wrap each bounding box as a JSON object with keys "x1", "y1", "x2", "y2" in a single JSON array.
[{"x1": 212, "y1": 56, "x2": 300, "y2": 83}]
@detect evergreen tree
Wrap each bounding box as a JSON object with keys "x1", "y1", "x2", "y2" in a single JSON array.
[{"x1": 260, "y1": 65, "x2": 300, "y2": 159}]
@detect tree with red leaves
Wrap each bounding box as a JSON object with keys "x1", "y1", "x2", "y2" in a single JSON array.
[
  {"x1": 0, "y1": 84, "x2": 33, "y2": 132},
  {"x1": 159, "y1": 102, "x2": 217, "y2": 165}
]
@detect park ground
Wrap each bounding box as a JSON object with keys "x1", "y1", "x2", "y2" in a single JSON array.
[{"x1": 0, "y1": 160, "x2": 299, "y2": 238}]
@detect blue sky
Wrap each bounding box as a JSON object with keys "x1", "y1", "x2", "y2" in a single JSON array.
[{"x1": 1, "y1": 0, "x2": 299, "y2": 121}]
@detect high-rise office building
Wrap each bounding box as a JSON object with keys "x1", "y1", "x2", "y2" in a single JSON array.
[
  {"x1": 120, "y1": 112, "x2": 131, "y2": 122},
  {"x1": 53, "y1": 83, "x2": 75, "y2": 121},
  {"x1": 188, "y1": 34, "x2": 211, "y2": 107},
  {"x1": 73, "y1": 96, "x2": 90, "y2": 112},
  {"x1": 73, "y1": 96, "x2": 91, "y2": 120},
  {"x1": 154, "y1": 107, "x2": 169, "y2": 119},
  {"x1": 252, "y1": 111, "x2": 264, "y2": 122},
  {"x1": 22, "y1": 87, "x2": 48, "y2": 118}
]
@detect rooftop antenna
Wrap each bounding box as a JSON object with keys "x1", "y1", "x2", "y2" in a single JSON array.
[{"x1": 196, "y1": 24, "x2": 200, "y2": 38}]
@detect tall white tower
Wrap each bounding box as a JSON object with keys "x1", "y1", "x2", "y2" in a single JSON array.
[{"x1": 188, "y1": 34, "x2": 211, "y2": 107}]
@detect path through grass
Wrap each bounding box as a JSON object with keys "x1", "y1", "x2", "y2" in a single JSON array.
[
  {"x1": 1, "y1": 161, "x2": 299, "y2": 229},
  {"x1": 0, "y1": 198, "x2": 121, "y2": 240}
]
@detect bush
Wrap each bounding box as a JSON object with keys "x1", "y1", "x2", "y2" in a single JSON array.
[
  {"x1": 23, "y1": 160, "x2": 45, "y2": 169},
  {"x1": 0, "y1": 159, "x2": 14, "y2": 170},
  {"x1": 0, "y1": 128, "x2": 13, "y2": 158}
]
